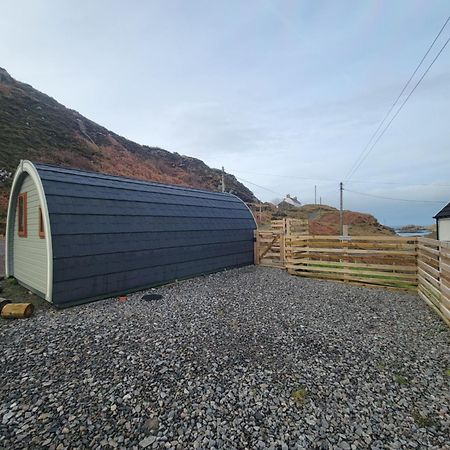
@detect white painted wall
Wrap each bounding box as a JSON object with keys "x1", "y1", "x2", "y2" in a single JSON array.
[
  {"x1": 12, "y1": 174, "x2": 48, "y2": 296},
  {"x1": 438, "y1": 218, "x2": 450, "y2": 241}
]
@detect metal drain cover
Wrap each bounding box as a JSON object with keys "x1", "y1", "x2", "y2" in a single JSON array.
[{"x1": 142, "y1": 294, "x2": 162, "y2": 301}]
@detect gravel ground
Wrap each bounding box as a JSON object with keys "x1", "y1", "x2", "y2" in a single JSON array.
[{"x1": 1, "y1": 266, "x2": 449, "y2": 450}]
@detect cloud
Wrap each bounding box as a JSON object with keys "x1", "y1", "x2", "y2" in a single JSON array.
[{"x1": 1, "y1": 0, "x2": 449, "y2": 224}]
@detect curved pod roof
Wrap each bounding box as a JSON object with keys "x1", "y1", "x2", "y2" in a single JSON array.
[
  {"x1": 5, "y1": 160, "x2": 53, "y2": 301},
  {"x1": 6, "y1": 161, "x2": 256, "y2": 307}
]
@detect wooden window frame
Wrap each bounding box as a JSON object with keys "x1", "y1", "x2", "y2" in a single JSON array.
[
  {"x1": 17, "y1": 192, "x2": 28, "y2": 237},
  {"x1": 39, "y1": 206, "x2": 45, "y2": 239}
]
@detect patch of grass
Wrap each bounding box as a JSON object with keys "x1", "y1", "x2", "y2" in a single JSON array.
[
  {"x1": 6, "y1": 277, "x2": 18, "y2": 285},
  {"x1": 376, "y1": 362, "x2": 387, "y2": 370},
  {"x1": 0, "y1": 277, "x2": 50, "y2": 310},
  {"x1": 290, "y1": 387, "x2": 307, "y2": 404},
  {"x1": 393, "y1": 374, "x2": 408, "y2": 385},
  {"x1": 412, "y1": 411, "x2": 435, "y2": 428},
  {"x1": 444, "y1": 369, "x2": 450, "y2": 377}
]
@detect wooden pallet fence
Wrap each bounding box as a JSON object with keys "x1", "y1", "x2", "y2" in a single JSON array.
[
  {"x1": 256, "y1": 232, "x2": 418, "y2": 289},
  {"x1": 254, "y1": 229, "x2": 285, "y2": 267},
  {"x1": 417, "y1": 237, "x2": 450, "y2": 326},
  {"x1": 270, "y1": 218, "x2": 309, "y2": 235},
  {"x1": 285, "y1": 235, "x2": 418, "y2": 289}
]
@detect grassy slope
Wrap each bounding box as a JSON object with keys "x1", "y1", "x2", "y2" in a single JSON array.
[{"x1": 251, "y1": 203, "x2": 396, "y2": 236}]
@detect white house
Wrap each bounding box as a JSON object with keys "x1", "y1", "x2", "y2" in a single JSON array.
[
  {"x1": 280, "y1": 194, "x2": 302, "y2": 208},
  {"x1": 434, "y1": 202, "x2": 450, "y2": 241}
]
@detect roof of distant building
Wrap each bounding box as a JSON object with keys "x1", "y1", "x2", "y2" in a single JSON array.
[
  {"x1": 281, "y1": 194, "x2": 301, "y2": 207},
  {"x1": 434, "y1": 202, "x2": 450, "y2": 219}
]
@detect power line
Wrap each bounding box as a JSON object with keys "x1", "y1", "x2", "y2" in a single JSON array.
[
  {"x1": 344, "y1": 188, "x2": 447, "y2": 204},
  {"x1": 233, "y1": 170, "x2": 337, "y2": 183},
  {"x1": 345, "y1": 16, "x2": 450, "y2": 181},
  {"x1": 349, "y1": 179, "x2": 450, "y2": 187},
  {"x1": 233, "y1": 170, "x2": 450, "y2": 188},
  {"x1": 345, "y1": 16, "x2": 450, "y2": 180},
  {"x1": 347, "y1": 34, "x2": 450, "y2": 180},
  {"x1": 347, "y1": 35, "x2": 450, "y2": 180},
  {"x1": 235, "y1": 176, "x2": 284, "y2": 197}
]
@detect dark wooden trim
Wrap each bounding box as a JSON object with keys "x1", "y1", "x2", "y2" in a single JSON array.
[
  {"x1": 17, "y1": 192, "x2": 28, "y2": 237},
  {"x1": 39, "y1": 206, "x2": 45, "y2": 238}
]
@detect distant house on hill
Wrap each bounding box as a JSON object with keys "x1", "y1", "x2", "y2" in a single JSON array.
[
  {"x1": 278, "y1": 194, "x2": 302, "y2": 210},
  {"x1": 434, "y1": 202, "x2": 450, "y2": 241}
]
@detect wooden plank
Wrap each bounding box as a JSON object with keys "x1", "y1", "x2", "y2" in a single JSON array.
[
  {"x1": 285, "y1": 259, "x2": 417, "y2": 272},
  {"x1": 417, "y1": 244, "x2": 440, "y2": 256},
  {"x1": 260, "y1": 262, "x2": 283, "y2": 268},
  {"x1": 293, "y1": 243, "x2": 417, "y2": 251},
  {"x1": 280, "y1": 233, "x2": 285, "y2": 264},
  {"x1": 254, "y1": 230, "x2": 259, "y2": 265},
  {"x1": 417, "y1": 250, "x2": 439, "y2": 264},
  {"x1": 289, "y1": 270, "x2": 416, "y2": 288},
  {"x1": 343, "y1": 275, "x2": 416, "y2": 287},
  {"x1": 418, "y1": 266, "x2": 440, "y2": 286},
  {"x1": 441, "y1": 282, "x2": 450, "y2": 298},
  {"x1": 418, "y1": 273, "x2": 441, "y2": 297},
  {"x1": 259, "y1": 235, "x2": 279, "y2": 260},
  {"x1": 288, "y1": 265, "x2": 417, "y2": 281},
  {"x1": 417, "y1": 237, "x2": 440, "y2": 246},
  {"x1": 418, "y1": 285, "x2": 440, "y2": 306},
  {"x1": 287, "y1": 259, "x2": 417, "y2": 269},
  {"x1": 291, "y1": 241, "x2": 416, "y2": 249},
  {"x1": 303, "y1": 235, "x2": 416, "y2": 242},
  {"x1": 417, "y1": 260, "x2": 440, "y2": 279},
  {"x1": 299, "y1": 247, "x2": 417, "y2": 256}
]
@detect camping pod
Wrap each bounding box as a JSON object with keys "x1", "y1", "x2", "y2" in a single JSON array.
[{"x1": 5, "y1": 161, "x2": 256, "y2": 307}]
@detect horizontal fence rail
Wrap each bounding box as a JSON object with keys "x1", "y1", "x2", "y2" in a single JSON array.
[{"x1": 255, "y1": 231, "x2": 450, "y2": 326}]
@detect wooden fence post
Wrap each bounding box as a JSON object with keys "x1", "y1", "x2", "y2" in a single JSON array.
[
  {"x1": 254, "y1": 229, "x2": 260, "y2": 265},
  {"x1": 280, "y1": 232, "x2": 286, "y2": 266}
]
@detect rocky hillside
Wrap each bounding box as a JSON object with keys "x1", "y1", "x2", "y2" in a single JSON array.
[
  {"x1": 0, "y1": 68, "x2": 257, "y2": 233},
  {"x1": 252, "y1": 203, "x2": 395, "y2": 236}
]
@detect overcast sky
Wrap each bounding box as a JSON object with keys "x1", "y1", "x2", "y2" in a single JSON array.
[{"x1": 1, "y1": 1, "x2": 449, "y2": 225}]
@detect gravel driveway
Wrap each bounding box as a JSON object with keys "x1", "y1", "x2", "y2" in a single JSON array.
[{"x1": 1, "y1": 266, "x2": 449, "y2": 449}]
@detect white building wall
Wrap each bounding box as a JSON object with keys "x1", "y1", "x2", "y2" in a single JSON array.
[
  {"x1": 438, "y1": 218, "x2": 450, "y2": 241},
  {"x1": 12, "y1": 174, "x2": 48, "y2": 296}
]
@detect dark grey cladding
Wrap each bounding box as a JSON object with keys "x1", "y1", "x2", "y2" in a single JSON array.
[
  {"x1": 434, "y1": 202, "x2": 450, "y2": 219},
  {"x1": 35, "y1": 164, "x2": 256, "y2": 306}
]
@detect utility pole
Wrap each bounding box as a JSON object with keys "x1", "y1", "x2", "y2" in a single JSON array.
[
  {"x1": 320, "y1": 196, "x2": 322, "y2": 205},
  {"x1": 221, "y1": 166, "x2": 225, "y2": 193},
  {"x1": 339, "y1": 182, "x2": 343, "y2": 235},
  {"x1": 314, "y1": 185, "x2": 317, "y2": 205}
]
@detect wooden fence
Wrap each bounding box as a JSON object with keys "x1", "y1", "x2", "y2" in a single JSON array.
[
  {"x1": 270, "y1": 218, "x2": 309, "y2": 235},
  {"x1": 255, "y1": 231, "x2": 450, "y2": 326},
  {"x1": 255, "y1": 219, "x2": 309, "y2": 267},
  {"x1": 255, "y1": 230, "x2": 284, "y2": 268},
  {"x1": 417, "y1": 237, "x2": 450, "y2": 326},
  {"x1": 286, "y1": 235, "x2": 417, "y2": 289}
]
